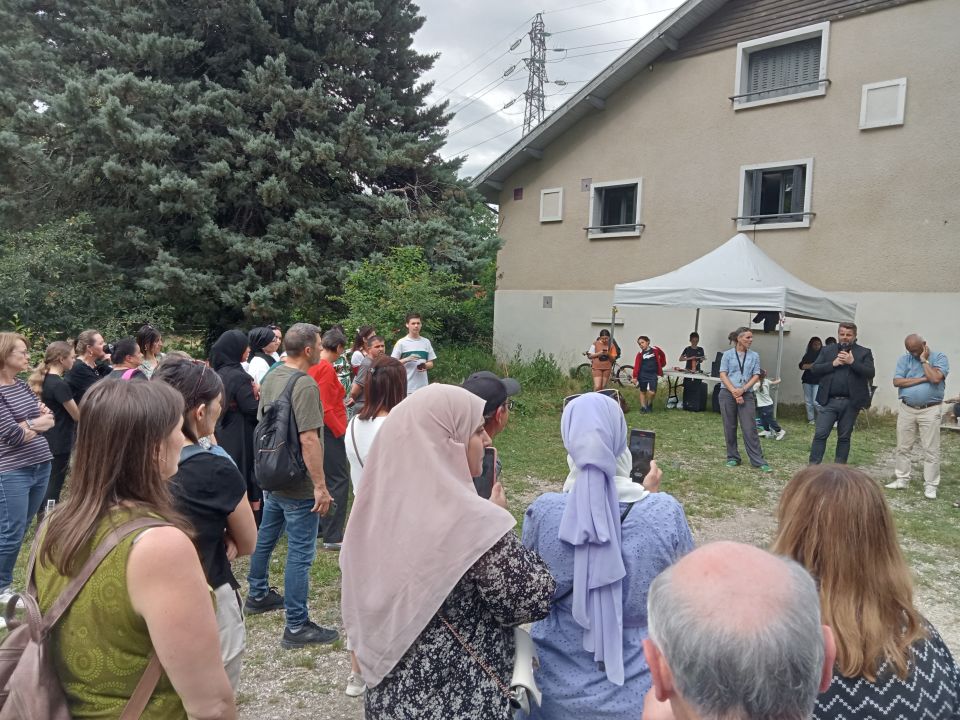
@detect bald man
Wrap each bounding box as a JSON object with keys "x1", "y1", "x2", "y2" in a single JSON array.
[
  {"x1": 641, "y1": 542, "x2": 836, "y2": 720},
  {"x1": 886, "y1": 334, "x2": 949, "y2": 500}
]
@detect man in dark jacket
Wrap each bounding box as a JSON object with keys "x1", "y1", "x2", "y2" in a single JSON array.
[{"x1": 808, "y1": 322, "x2": 875, "y2": 464}]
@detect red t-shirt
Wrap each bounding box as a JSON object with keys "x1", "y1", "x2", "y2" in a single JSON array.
[{"x1": 308, "y1": 360, "x2": 347, "y2": 437}]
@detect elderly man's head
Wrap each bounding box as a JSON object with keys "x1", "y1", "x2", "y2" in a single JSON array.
[
  {"x1": 643, "y1": 542, "x2": 835, "y2": 720},
  {"x1": 904, "y1": 334, "x2": 926, "y2": 357}
]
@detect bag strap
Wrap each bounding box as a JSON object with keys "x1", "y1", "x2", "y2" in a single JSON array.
[
  {"x1": 28, "y1": 516, "x2": 171, "y2": 634},
  {"x1": 121, "y1": 368, "x2": 139, "y2": 381},
  {"x1": 119, "y1": 652, "x2": 163, "y2": 720},
  {"x1": 178, "y1": 444, "x2": 208, "y2": 463},
  {"x1": 349, "y1": 419, "x2": 364, "y2": 469},
  {"x1": 438, "y1": 613, "x2": 511, "y2": 699}
]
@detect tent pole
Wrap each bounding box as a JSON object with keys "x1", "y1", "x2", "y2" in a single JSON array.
[
  {"x1": 694, "y1": 308, "x2": 700, "y2": 333},
  {"x1": 773, "y1": 313, "x2": 785, "y2": 415}
]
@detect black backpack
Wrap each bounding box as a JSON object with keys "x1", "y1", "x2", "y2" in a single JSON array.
[{"x1": 253, "y1": 370, "x2": 309, "y2": 491}]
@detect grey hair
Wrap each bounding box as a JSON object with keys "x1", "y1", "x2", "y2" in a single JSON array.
[
  {"x1": 282, "y1": 323, "x2": 320, "y2": 356},
  {"x1": 647, "y1": 555, "x2": 824, "y2": 720}
]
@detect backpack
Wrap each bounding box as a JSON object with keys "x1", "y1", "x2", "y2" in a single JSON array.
[
  {"x1": 0, "y1": 516, "x2": 168, "y2": 719},
  {"x1": 253, "y1": 370, "x2": 309, "y2": 491}
]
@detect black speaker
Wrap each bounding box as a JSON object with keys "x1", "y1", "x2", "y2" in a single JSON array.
[
  {"x1": 683, "y1": 379, "x2": 707, "y2": 412},
  {"x1": 711, "y1": 384, "x2": 722, "y2": 413},
  {"x1": 710, "y1": 352, "x2": 723, "y2": 378}
]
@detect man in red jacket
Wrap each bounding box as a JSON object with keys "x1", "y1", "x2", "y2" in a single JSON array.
[
  {"x1": 308, "y1": 327, "x2": 350, "y2": 549},
  {"x1": 632, "y1": 336, "x2": 666, "y2": 413}
]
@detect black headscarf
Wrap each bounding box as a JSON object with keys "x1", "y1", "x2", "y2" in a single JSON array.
[
  {"x1": 210, "y1": 330, "x2": 248, "y2": 371},
  {"x1": 248, "y1": 327, "x2": 277, "y2": 367}
]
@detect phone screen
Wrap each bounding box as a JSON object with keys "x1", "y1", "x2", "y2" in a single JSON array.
[
  {"x1": 473, "y1": 447, "x2": 498, "y2": 499},
  {"x1": 629, "y1": 429, "x2": 655, "y2": 483}
]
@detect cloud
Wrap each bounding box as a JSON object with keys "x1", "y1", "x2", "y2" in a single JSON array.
[{"x1": 413, "y1": 0, "x2": 683, "y2": 178}]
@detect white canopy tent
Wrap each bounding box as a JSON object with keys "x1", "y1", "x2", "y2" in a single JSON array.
[{"x1": 613, "y1": 233, "x2": 857, "y2": 409}]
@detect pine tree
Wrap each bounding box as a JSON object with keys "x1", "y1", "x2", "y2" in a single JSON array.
[{"x1": 0, "y1": 0, "x2": 498, "y2": 328}]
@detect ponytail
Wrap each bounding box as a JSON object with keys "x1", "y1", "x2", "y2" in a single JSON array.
[{"x1": 28, "y1": 341, "x2": 74, "y2": 395}]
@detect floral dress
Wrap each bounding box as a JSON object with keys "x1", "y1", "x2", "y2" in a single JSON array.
[{"x1": 365, "y1": 531, "x2": 556, "y2": 720}]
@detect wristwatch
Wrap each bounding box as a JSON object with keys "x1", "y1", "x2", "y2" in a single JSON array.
[
  {"x1": 921, "y1": 359, "x2": 930, "y2": 364},
  {"x1": 25, "y1": 418, "x2": 34, "y2": 431}
]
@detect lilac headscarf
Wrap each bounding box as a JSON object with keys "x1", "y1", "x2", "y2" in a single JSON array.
[{"x1": 558, "y1": 392, "x2": 629, "y2": 685}]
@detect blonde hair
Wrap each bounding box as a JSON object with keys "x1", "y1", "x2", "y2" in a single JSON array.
[
  {"x1": 772, "y1": 465, "x2": 926, "y2": 681},
  {"x1": 28, "y1": 341, "x2": 74, "y2": 395},
  {"x1": 0, "y1": 333, "x2": 28, "y2": 372},
  {"x1": 75, "y1": 329, "x2": 101, "y2": 356}
]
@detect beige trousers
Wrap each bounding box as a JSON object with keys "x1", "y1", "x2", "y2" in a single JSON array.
[
  {"x1": 894, "y1": 403, "x2": 941, "y2": 488},
  {"x1": 214, "y1": 583, "x2": 246, "y2": 692}
]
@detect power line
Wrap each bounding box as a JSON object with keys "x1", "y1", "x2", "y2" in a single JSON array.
[
  {"x1": 431, "y1": 49, "x2": 514, "y2": 106},
  {"x1": 542, "y1": 0, "x2": 620, "y2": 14},
  {"x1": 555, "y1": 47, "x2": 636, "y2": 61},
  {"x1": 430, "y1": 15, "x2": 533, "y2": 95},
  {"x1": 447, "y1": 94, "x2": 524, "y2": 138},
  {"x1": 554, "y1": 37, "x2": 640, "y2": 52},
  {"x1": 442, "y1": 124, "x2": 524, "y2": 160},
  {"x1": 551, "y1": 5, "x2": 676, "y2": 35}
]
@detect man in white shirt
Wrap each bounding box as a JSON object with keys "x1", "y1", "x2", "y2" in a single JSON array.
[{"x1": 390, "y1": 313, "x2": 437, "y2": 395}]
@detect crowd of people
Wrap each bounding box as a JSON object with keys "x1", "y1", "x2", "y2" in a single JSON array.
[{"x1": 0, "y1": 311, "x2": 957, "y2": 720}]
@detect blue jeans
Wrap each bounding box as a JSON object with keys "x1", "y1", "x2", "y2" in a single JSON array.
[
  {"x1": 0, "y1": 461, "x2": 51, "y2": 589},
  {"x1": 247, "y1": 492, "x2": 319, "y2": 630},
  {"x1": 802, "y1": 383, "x2": 819, "y2": 422}
]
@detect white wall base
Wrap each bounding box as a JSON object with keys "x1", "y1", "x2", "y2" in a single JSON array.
[{"x1": 494, "y1": 290, "x2": 960, "y2": 411}]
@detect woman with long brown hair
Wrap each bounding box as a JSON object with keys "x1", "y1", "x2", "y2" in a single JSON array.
[
  {"x1": 771, "y1": 465, "x2": 959, "y2": 719},
  {"x1": 29, "y1": 341, "x2": 79, "y2": 517},
  {"x1": 33, "y1": 380, "x2": 236, "y2": 719}
]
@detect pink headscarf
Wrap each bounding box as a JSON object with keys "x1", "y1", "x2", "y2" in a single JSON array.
[{"x1": 340, "y1": 384, "x2": 516, "y2": 687}]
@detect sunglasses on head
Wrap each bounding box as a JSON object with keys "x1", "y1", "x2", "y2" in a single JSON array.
[{"x1": 563, "y1": 388, "x2": 623, "y2": 409}]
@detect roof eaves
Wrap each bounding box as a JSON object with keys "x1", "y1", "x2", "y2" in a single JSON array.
[{"x1": 470, "y1": 0, "x2": 729, "y2": 201}]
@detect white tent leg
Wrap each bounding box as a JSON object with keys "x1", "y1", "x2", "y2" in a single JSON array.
[{"x1": 773, "y1": 314, "x2": 785, "y2": 415}]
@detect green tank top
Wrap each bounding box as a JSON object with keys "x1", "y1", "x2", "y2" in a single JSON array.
[{"x1": 33, "y1": 509, "x2": 187, "y2": 719}]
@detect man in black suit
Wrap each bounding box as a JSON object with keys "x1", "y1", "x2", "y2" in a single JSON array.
[{"x1": 808, "y1": 322, "x2": 875, "y2": 464}]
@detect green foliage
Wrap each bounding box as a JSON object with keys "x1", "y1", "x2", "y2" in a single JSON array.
[
  {"x1": 0, "y1": 0, "x2": 499, "y2": 330},
  {"x1": 0, "y1": 215, "x2": 172, "y2": 347},
  {"x1": 337, "y1": 245, "x2": 495, "y2": 346}
]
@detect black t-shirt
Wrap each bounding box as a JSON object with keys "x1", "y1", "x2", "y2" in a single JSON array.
[
  {"x1": 107, "y1": 367, "x2": 147, "y2": 381},
  {"x1": 41, "y1": 374, "x2": 75, "y2": 456},
  {"x1": 682, "y1": 346, "x2": 705, "y2": 371},
  {"x1": 64, "y1": 360, "x2": 111, "y2": 403},
  {"x1": 171, "y1": 449, "x2": 247, "y2": 589}
]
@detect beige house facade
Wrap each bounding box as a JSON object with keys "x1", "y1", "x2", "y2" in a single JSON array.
[{"x1": 474, "y1": 0, "x2": 959, "y2": 411}]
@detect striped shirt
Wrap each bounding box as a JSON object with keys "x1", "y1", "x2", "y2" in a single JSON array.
[{"x1": 0, "y1": 380, "x2": 52, "y2": 473}]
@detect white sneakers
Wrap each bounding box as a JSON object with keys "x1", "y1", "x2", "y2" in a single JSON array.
[
  {"x1": 776, "y1": 429, "x2": 787, "y2": 440},
  {"x1": 885, "y1": 479, "x2": 937, "y2": 499},
  {"x1": 345, "y1": 672, "x2": 367, "y2": 697}
]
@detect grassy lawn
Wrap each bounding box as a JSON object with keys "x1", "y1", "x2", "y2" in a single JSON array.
[{"x1": 9, "y1": 361, "x2": 959, "y2": 688}]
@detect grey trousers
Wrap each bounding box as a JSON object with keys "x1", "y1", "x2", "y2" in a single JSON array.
[
  {"x1": 718, "y1": 388, "x2": 766, "y2": 467},
  {"x1": 318, "y1": 427, "x2": 350, "y2": 543}
]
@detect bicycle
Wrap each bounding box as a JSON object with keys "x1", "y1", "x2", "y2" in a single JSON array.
[{"x1": 574, "y1": 354, "x2": 634, "y2": 387}]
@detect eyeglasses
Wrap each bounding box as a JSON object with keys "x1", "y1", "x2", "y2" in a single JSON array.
[
  {"x1": 8, "y1": 349, "x2": 29, "y2": 357},
  {"x1": 563, "y1": 388, "x2": 623, "y2": 409},
  {"x1": 506, "y1": 399, "x2": 515, "y2": 411}
]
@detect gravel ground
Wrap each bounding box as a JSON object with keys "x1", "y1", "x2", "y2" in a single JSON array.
[{"x1": 237, "y1": 464, "x2": 958, "y2": 719}]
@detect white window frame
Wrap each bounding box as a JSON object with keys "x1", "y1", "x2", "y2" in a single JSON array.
[
  {"x1": 539, "y1": 187, "x2": 564, "y2": 222},
  {"x1": 587, "y1": 178, "x2": 643, "y2": 239},
  {"x1": 733, "y1": 22, "x2": 830, "y2": 110},
  {"x1": 859, "y1": 78, "x2": 907, "y2": 129},
  {"x1": 737, "y1": 158, "x2": 814, "y2": 231}
]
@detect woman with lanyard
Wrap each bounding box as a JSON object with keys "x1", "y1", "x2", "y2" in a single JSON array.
[
  {"x1": 718, "y1": 327, "x2": 771, "y2": 472},
  {"x1": 520, "y1": 392, "x2": 693, "y2": 720}
]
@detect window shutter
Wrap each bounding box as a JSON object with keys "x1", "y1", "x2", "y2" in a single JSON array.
[{"x1": 747, "y1": 37, "x2": 821, "y2": 100}]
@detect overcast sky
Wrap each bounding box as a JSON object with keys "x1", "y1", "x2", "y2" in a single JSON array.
[{"x1": 412, "y1": 0, "x2": 684, "y2": 178}]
